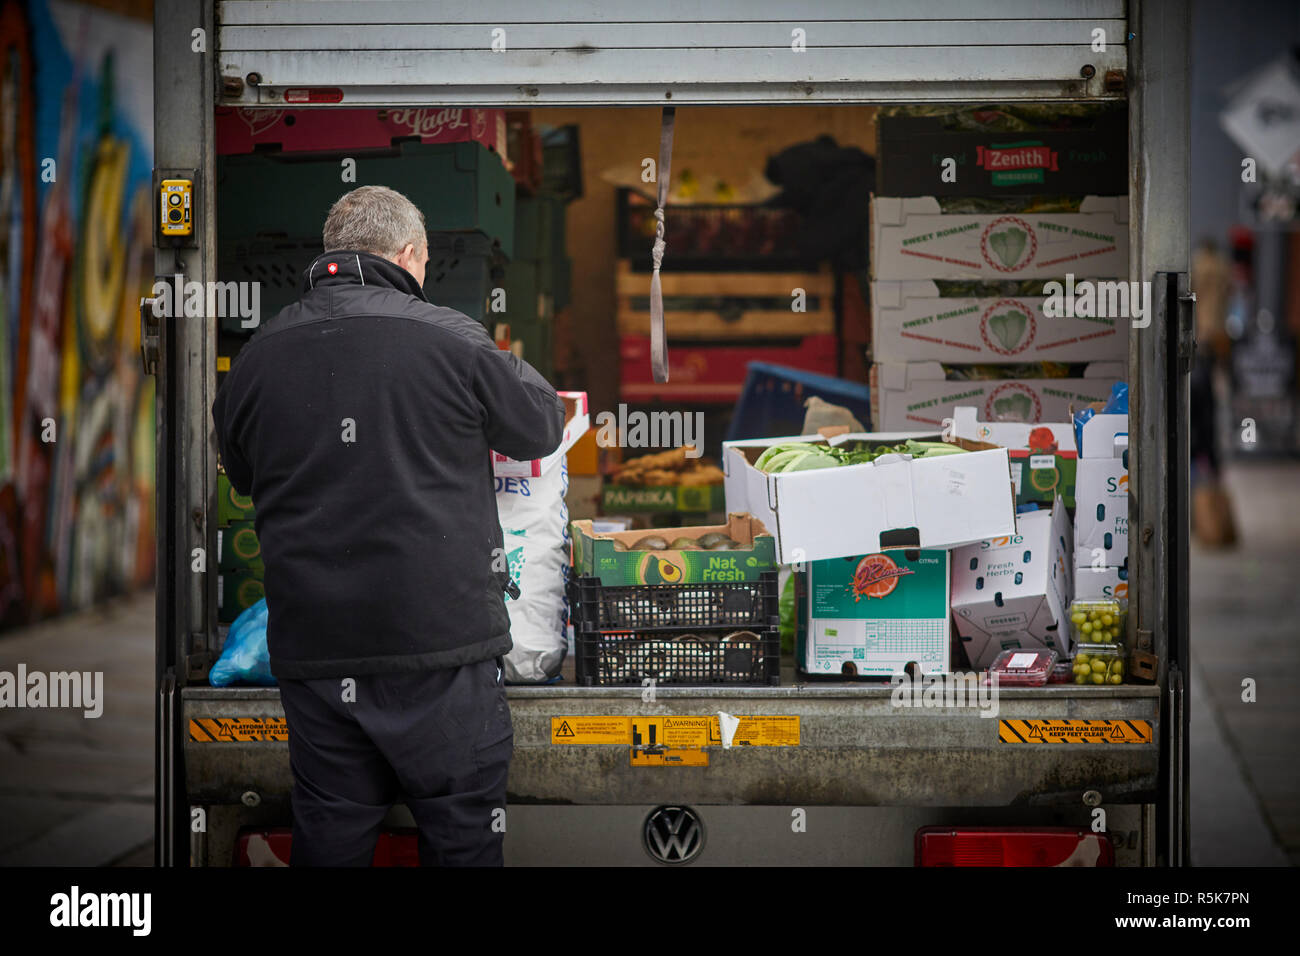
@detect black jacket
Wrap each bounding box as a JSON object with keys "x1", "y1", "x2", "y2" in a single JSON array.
[{"x1": 212, "y1": 250, "x2": 565, "y2": 679}]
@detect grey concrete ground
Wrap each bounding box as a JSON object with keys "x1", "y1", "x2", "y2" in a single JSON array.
[
  {"x1": 0, "y1": 594, "x2": 154, "y2": 866},
  {"x1": 0, "y1": 461, "x2": 1295, "y2": 866},
  {"x1": 1189, "y1": 461, "x2": 1299, "y2": 866}
]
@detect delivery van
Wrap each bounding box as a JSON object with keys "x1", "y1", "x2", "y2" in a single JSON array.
[{"x1": 152, "y1": 0, "x2": 1191, "y2": 866}]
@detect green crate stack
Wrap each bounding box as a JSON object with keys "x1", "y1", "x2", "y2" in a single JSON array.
[
  {"x1": 217, "y1": 141, "x2": 516, "y2": 335},
  {"x1": 217, "y1": 473, "x2": 263, "y2": 624},
  {"x1": 503, "y1": 192, "x2": 572, "y2": 381}
]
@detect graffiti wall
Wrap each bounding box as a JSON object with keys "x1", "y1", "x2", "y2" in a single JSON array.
[{"x1": 0, "y1": 0, "x2": 154, "y2": 629}]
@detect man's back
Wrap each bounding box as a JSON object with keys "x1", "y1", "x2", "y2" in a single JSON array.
[{"x1": 213, "y1": 250, "x2": 565, "y2": 680}]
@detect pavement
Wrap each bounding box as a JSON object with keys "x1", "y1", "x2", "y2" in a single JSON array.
[
  {"x1": 0, "y1": 461, "x2": 1295, "y2": 867},
  {"x1": 1188, "y1": 460, "x2": 1299, "y2": 866}
]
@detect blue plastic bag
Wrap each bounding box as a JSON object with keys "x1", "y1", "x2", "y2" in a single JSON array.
[
  {"x1": 210, "y1": 598, "x2": 276, "y2": 686},
  {"x1": 1074, "y1": 382, "x2": 1128, "y2": 453}
]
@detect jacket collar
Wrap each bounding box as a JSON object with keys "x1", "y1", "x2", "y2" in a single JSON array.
[{"x1": 301, "y1": 249, "x2": 427, "y2": 300}]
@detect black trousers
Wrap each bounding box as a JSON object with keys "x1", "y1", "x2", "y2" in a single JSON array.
[{"x1": 276, "y1": 656, "x2": 512, "y2": 866}]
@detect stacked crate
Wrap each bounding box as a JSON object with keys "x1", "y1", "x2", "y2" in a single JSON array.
[
  {"x1": 499, "y1": 191, "x2": 570, "y2": 381},
  {"x1": 868, "y1": 104, "x2": 1131, "y2": 431},
  {"x1": 216, "y1": 472, "x2": 263, "y2": 624},
  {"x1": 215, "y1": 137, "x2": 516, "y2": 376},
  {"x1": 569, "y1": 572, "x2": 781, "y2": 687},
  {"x1": 616, "y1": 188, "x2": 837, "y2": 404}
]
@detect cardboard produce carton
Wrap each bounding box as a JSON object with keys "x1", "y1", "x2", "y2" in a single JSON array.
[
  {"x1": 875, "y1": 103, "x2": 1128, "y2": 198},
  {"x1": 871, "y1": 196, "x2": 1129, "y2": 280},
  {"x1": 802, "y1": 550, "x2": 951, "y2": 677},
  {"x1": 570, "y1": 512, "x2": 776, "y2": 586},
  {"x1": 722, "y1": 432, "x2": 1016, "y2": 564},
  {"x1": 871, "y1": 361, "x2": 1124, "y2": 432},
  {"x1": 951, "y1": 498, "x2": 1074, "y2": 671},
  {"x1": 218, "y1": 521, "x2": 263, "y2": 573},
  {"x1": 951, "y1": 406, "x2": 1078, "y2": 507},
  {"x1": 1074, "y1": 564, "x2": 1129, "y2": 602},
  {"x1": 1073, "y1": 413, "x2": 1129, "y2": 568},
  {"x1": 871, "y1": 279, "x2": 1129, "y2": 364},
  {"x1": 492, "y1": 391, "x2": 589, "y2": 478}
]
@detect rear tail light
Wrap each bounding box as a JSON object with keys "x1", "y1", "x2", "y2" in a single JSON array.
[
  {"x1": 234, "y1": 828, "x2": 419, "y2": 866},
  {"x1": 283, "y1": 88, "x2": 344, "y2": 104},
  {"x1": 915, "y1": 826, "x2": 1115, "y2": 866}
]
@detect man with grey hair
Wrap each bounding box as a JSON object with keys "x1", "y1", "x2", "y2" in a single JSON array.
[{"x1": 213, "y1": 185, "x2": 565, "y2": 866}]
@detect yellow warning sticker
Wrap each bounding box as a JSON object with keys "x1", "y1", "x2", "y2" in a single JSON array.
[
  {"x1": 551, "y1": 716, "x2": 631, "y2": 744},
  {"x1": 217, "y1": 355, "x2": 231, "y2": 372},
  {"x1": 630, "y1": 747, "x2": 709, "y2": 767},
  {"x1": 552, "y1": 715, "x2": 799, "y2": 747},
  {"x1": 999, "y1": 719, "x2": 1153, "y2": 744},
  {"x1": 189, "y1": 717, "x2": 288, "y2": 742}
]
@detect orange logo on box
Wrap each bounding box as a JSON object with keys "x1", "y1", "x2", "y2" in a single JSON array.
[{"x1": 850, "y1": 554, "x2": 913, "y2": 601}]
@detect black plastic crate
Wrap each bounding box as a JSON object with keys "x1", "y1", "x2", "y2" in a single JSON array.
[
  {"x1": 570, "y1": 573, "x2": 779, "y2": 632},
  {"x1": 574, "y1": 626, "x2": 780, "y2": 687},
  {"x1": 616, "y1": 188, "x2": 816, "y2": 271}
]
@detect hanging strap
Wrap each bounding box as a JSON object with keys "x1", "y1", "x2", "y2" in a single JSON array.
[{"x1": 649, "y1": 106, "x2": 676, "y2": 383}]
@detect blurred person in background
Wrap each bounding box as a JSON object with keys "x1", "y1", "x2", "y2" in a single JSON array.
[{"x1": 1190, "y1": 238, "x2": 1237, "y2": 547}]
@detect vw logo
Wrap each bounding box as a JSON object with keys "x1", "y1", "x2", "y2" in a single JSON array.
[{"x1": 643, "y1": 805, "x2": 705, "y2": 865}]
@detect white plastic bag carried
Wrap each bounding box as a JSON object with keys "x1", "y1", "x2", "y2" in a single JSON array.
[{"x1": 494, "y1": 457, "x2": 570, "y2": 682}]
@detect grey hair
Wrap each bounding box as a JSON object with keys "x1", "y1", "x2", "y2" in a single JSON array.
[{"x1": 322, "y1": 185, "x2": 427, "y2": 259}]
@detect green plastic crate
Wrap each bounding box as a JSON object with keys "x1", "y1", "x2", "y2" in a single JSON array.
[{"x1": 218, "y1": 140, "x2": 516, "y2": 257}]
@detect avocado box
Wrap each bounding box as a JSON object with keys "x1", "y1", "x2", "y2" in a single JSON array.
[
  {"x1": 951, "y1": 406, "x2": 1079, "y2": 507},
  {"x1": 800, "y1": 550, "x2": 951, "y2": 678},
  {"x1": 600, "y1": 482, "x2": 725, "y2": 514},
  {"x1": 217, "y1": 472, "x2": 255, "y2": 525},
  {"x1": 218, "y1": 521, "x2": 263, "y2": 573},
  {"x1": 218, "y1": 570, "x2": 265, "y2": 624},
  {"x1": 571, "y1": 512, "x2": 775, "y2": 585}
]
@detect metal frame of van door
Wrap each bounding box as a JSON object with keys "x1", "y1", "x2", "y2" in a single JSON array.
[{"x1": 157, "y1": 0, "x2": 1189, "y2": 865}]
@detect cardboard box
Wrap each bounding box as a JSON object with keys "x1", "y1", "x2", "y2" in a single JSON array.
[
  {"x1": 951, "y1": 406, "x2": 1079, "y2": 507},
  {"x1": 217, "y1": 473, "x2": 255, "y2": 525},
  {"x1": 1073, "y1": 413, "x2": 1129, "y2": 567},
  {"x1": 216, "y1": 107, "x2": 508, "y2": 159},
  {"x1": 871, "y1": 196, "x2": 1129, "y2": 280},
  {"x1": 951, "y1": 498, "x2": 1074, "y2": 671},
  {"x1": 876, "y1": 104, "x2": 1128, "y2": 198},
  {"x1": 565, "y1": 474, "x2": 603, "y2": 520},
  {"x1": 571, "y1": 513, "x2": 776, "y2": 586},
  {"x1": 871, "y1": 361, "x2": 1124, "y2": 431},
  {"x1": 492, "y1": 391, "x2": 589, "y2": 478},
  {"x1": 1074, "y1": 564, "x2": 1130, "y2": 602},
  {"x1": 566, "y1": 429, "x2": 600, "y2": 476},
  {"x1": 722, "y1": 432, "x2": 1017, "y2": 563},
  {"x1": 871, "y1": 279, "x2": 1129, "y2": 364},
  {"x1": 218, "y1": 571, "x2": 265, "y2": 625},
  {"x1": 600, "y1": 482, "x2": 725, "y2": 514},
  {"x1": 218, "y1": 521, "x2": 263, "y2": 573},
  {"x1": 802, "y1": 550, "x2": 951, "y2": 677}
]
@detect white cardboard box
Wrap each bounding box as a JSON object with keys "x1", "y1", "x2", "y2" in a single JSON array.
[
  {"x1": 951, "y1": 406, "x2": 1077, "y2": 453},
  {"x1": 1073, "y1": 412, "x2": 1129, "y2": 566},
  {"x1": 1074, "y1": 564, "x2": 1130, "y2": 602},
  {"x1": 872, "y1": 361, "x2": 1124, "y2": 432},
  {"x1": 872, "y1": 280, "x2": 1129, "y2": 364},
  {"x1": 492, "y1": 391, "x2": 589, "y2": 478},
  {"x1": 951, "y1": 498, "x2": 1074, "y2": 670},
  {"x1": 871, "y1": 195, "x2": 1130, "y2": 280},
  {"x1": 722, "y1": 433, "x2": 1017, "y2": 564}
]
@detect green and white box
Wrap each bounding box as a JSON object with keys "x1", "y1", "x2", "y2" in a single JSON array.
[
  {"x1": 871, "y1": 196, "x2": 1129, "y2": 280},
  {"x1": 803, "y1": 550, "x2": 951, "y2": 677},
  {"x1": 871, "y1": 279, "x2": 1129, "y2": 364}
]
